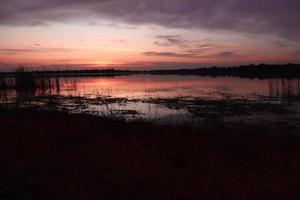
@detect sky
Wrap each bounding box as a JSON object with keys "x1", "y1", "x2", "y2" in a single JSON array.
[{"x1": 0, "y1": 0, "x2": 300, "y2": 70}]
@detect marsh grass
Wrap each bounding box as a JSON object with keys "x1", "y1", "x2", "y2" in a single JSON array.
[{"x1": 0, "y1": 67, "x2": 63, "y2": 99}]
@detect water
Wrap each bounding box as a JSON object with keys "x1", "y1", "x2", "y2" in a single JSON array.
[
  {"x1": 1, "y1": 74, "x2": 300, "y2": 128},
  {"x1": 63, "y1": 75, "x2": 266, "y2": 98},
  {"x1": 2, "y1": 74, "x2": 300, "y2": 99}
]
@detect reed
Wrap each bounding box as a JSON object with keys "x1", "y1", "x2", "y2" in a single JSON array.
[{"x1": 0, "y1": 67, "x2": 62, "y2": 98}]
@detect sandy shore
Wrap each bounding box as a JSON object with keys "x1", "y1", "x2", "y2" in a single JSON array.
[{"x1": 0, "y1": 110, "x2": 299, "y2": 200}]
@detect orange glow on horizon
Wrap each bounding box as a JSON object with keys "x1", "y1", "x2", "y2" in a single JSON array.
[{"x1": 1, "y1": 20, "x2": 300, "y2": 70}]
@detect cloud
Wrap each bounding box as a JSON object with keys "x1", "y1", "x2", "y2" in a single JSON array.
[
  {"x1": 153, "y1": 41, "x2": 173, "y2": 47},
  {"x1": 184, "y1": 49, "x2": 204, "y2": 54},
  {"x1": 96, "y1": 22, "x2": 137, "y2": 29},
  {"x1": 198, "y1": 44, "x2": 214, "y2": 49},
  {"x1": 153, "y1": 34, "x2": 216, "y2": 56},
  {"x1": 0, "y1": 47, "x2": 74, "y2": 54},
  {"x1": 109, "y1": 39, "x2": 127, "y2": 43},
  {"x1": 217, "y1": 51, "x2": 235, "y2": 57},
  {"x1": 0, "y1": 0, "x2": 299, "y2": 40},
  {"x1": 143, "y1": 51, "x2": 201, "y2": 58},
  {"x1": 155, "y1": 35, "x2": 186, "y2": 47},
  {"x1": 0, "y1": 48, "x2": 37, "y2": 53},
  {"x1": 148, "y1": 35, "x2": 212, "y2": 58},
  {"x1": 154, "y1": 35, "x2": 216, "y2": 49},
  {"x1": 293, "y1": 50, "x2": 300, "y2": 55},
  {"x1": 144, "y1": 50, "x2": 237, "y2": 59},
  {"x1": 150, "y1": 34, "x2": 219, "y2": 59},
  {"x1": 273, "y1": 40, "x2": 290, "y2": 48}
]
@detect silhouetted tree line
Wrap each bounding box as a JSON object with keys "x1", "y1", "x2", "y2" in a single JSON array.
[
  {"x1": 0, "y1": 64, "x2": 300, "y2": 79},
  {"x1": 146, "y1": 64, "x2": 300, "y2": 79}
]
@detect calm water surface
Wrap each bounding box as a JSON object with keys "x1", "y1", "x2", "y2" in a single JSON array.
[
  {"x1": 33, "y1": 75, "x2": 300, "y2": 99},
  {"x1": 1, "y1": 75, "x2": 300, "y2": 128}
]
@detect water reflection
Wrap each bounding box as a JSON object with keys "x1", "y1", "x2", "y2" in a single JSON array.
[
  {"x1": 268, "y1": 79, "x2": 300, "y2": 98},
  {"x1": 1, "y1": 75, "x2": 300, "y2": 100},
  {"x1": 0, "y1": 75, "x2": 78, "y2": 100}
]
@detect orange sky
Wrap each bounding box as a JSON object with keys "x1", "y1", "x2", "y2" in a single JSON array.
[{"x1": 1, "y1": 20, "x2": 300, "y2": 70}]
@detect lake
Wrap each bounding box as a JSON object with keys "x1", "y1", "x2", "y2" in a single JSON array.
[{"x1": 1, "y1": 74, "x2": 300, "y2": 129}]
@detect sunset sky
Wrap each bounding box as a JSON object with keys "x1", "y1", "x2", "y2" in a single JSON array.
[{"x1": 1, "y1": 0, "x2": 300, "y2": 70}]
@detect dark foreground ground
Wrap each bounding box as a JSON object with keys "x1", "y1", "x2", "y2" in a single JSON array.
[{"x1": 0, "y1": 110, "x2": 299, "y2": 200}]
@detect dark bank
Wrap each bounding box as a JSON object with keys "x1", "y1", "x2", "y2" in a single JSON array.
[{"x1": 0, "y1": 108, "x2": 299, "y2": 200}]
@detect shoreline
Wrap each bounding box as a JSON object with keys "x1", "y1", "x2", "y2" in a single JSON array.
[
  {"x1": 1, "y1": 63, "x2": 300, "y2": 79},
  {"x1": 0, "y1": 109, "x2": 299, "y2": 199}
]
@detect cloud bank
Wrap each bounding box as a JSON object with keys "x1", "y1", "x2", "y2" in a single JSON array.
[{"x1": 0, "y1": 0, "x2": 300, "y2": 41}]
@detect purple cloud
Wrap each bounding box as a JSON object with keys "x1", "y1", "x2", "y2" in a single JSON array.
[
  {"x1": 217, "y1": 51, "x2": 235, "y2": 57},
  {"x1": 143, "y1": 51, "x2": 201, "y2": 58},
  {"x1": 0, "y1": 47, "x2": 74, "y2": 55},
  {"x1": 0, "y1": 0, "x2": 300, "y2": 40},
  {"x1": 155, "y1": 35, "x2": 186, "y2": 47},
  {"x1": 143, "y1": 50, "x2": 237, "y2": 58}
]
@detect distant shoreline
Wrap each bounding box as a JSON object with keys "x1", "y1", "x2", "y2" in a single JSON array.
[{"x1": 1, "y1": 63, "x2": 300, "y2": 79}]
